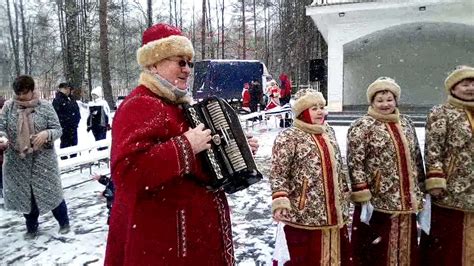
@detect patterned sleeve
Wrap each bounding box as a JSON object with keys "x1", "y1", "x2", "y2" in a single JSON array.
[
  {"x1": 408, "y1": 117, "x2": 426, "y2": 191},
  {"x1": 0, "y1": 100, "x2": 11, "y2": 138},
  {"x1": 45, "y1": 102, "x2": 63, "y2": 141},
  {"x1": 327, "y1": 126, "x2": 350, "y2": 194},
  {"x1": 424, "y1": 106, "x2": 447, "y2": 191},
  {"x1": 347, "y1": 118, "x2": 372, "y2": 202},
  {"x1": 269, "y1": 129, "x2": 295, "y2": 213}
]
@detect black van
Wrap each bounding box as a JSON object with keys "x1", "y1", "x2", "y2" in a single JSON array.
[{"x1": 191, "y1": 60, "x2": 270, "y2": 103}]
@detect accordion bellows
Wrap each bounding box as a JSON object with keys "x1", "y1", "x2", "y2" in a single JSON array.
[{"x1": 184, "y1": 97, "x2": 263, "y2": 194}]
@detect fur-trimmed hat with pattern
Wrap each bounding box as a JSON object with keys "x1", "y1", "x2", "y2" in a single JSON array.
[
  {"x1": 292, "y1": 88, "x2": 326, "y2": 117},
  {"x1": 444, "y1": 65, "x2": 474, "y2": 93},
  {"x1": 366, "y1": 77, "x2": 401, "y2": 103},
  {"x1": 136, "y1": 23, "x2": 194, "y2": 68}
]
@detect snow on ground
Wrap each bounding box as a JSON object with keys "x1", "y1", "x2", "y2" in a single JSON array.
[{"x1": 0, "y1": 111, "x2": 426, "y2": 265}]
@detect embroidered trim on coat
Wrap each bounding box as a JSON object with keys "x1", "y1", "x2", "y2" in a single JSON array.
[
  {"x1": 463, "y1": 212, "x2": 474, "y2": 266},
  {"x1": 385, "y1": 122, "x2": 416, "y2": 211},
  {"x1": 176, "y1": 209, "x2": 187, "y2": 257}
]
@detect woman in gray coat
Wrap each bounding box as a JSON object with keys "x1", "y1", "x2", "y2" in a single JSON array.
[{"x1": 0, "y1": 75, "x2": 70, "y2": 238}]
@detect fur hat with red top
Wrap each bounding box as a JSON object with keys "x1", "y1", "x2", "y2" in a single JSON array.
[
  {"x1": 444, "y1": 65, "x2": 474, "y2": 93},
  {"x1": 292, "y1": 88, "x2": 326, "y2": 118},
  {"x1": 137, "y1": 23, "x2": 194, "y2": 68},
  {"x1": 366, "y1": 77, "x2": 401, "y2": 103}
]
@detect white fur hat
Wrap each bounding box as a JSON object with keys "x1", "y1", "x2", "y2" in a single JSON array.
[
  {"x1": 136, "y1": 23, "x2": 194, "y2": 68},
  {"x1": 445, "y1": 65, "x2": 474, "y2": 93},
  {"x1": 366, "y1": 77, "x2": 401, "y2": 103},
  {"x1": 292, "y1": 88, "x2": 326, "y2": 117}
]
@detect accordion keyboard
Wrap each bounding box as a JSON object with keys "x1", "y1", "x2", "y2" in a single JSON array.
[{"x1": 207, "y1": 101, "x2": 247, "y2": 172}]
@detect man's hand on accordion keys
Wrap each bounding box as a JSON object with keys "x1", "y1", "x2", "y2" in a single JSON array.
[{"x1": 184, "y1": 123, "x2": 212, "y2": 154}]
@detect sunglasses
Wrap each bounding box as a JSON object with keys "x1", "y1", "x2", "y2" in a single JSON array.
[{"x1": 167, "y1": 58, "x2": 194, "y2": 68}]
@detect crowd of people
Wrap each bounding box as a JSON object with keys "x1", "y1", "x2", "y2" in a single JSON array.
[{"x1": 0, "y1": 21, "x2": 472, "y2": 266}]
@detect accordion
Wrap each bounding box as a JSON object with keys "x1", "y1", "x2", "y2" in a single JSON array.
[{"x1": 184, "y1": 97, "x2": 263, "y2": 194}]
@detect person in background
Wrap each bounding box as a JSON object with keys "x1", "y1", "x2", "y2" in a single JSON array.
[
  {"x1": 265, "y1": 80, "x2": 281, "y2": 110},
  {"x1": 420, "y1": 65, "x2": 474, "y2": 266},
  {"x1": 270, "y1": 89, "x2": 351, "y2": 265},
  {"x1": 104, "y1": 23, "x2": 259, "y2": 265},
  {"x1": 279, "y1": 73, "x2": 292, "y2": 106},
  {"x1": 91, "y1": 173, "x2": 114, "y2": 224},
  {"x1": 347, "y1": 77, "x2": 425, "y2": 265},
  {"x1": 87, "y1": 86, "x2": 110, "y2": 142},
  {"x1": 241, "y1": 82, "x2": 251, "y2": 112},
  {"x1": 0, "y1": 75, "x2": 70, "y2": 238},
  {"x1": 0, "y1": 95, "x2": 5, "y2": 207},
  {"x1": 249, "y1": 80, "x2": 263, "y2": 113},
  {"x1": 52, "y1": 82, "x2": 81, "y2": 158}
]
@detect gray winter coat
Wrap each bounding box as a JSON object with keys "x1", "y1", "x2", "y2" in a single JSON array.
[{"x1": 0, "y1": 99, "x2": 63, "y2": 214}]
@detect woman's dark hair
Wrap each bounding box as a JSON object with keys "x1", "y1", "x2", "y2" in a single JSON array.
[{"x1": 13, "y1": 75, "x2": 35, "y2": 95}]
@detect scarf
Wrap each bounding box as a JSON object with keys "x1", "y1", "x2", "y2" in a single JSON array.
[
  {"x1": 367, "y1": 106, "x2": 400, "y2": 123},
  {"x1": 447, "y1": 95, "x2": 474, "y2": 110},
  {"x1": 139, "y1": 71, "x2": 192, "y2": 104},
  {"x1": 14, "y1": 91, "x2": 40, "y2": 158},
  {"x1": 293, "y1": 118, "x2": 325, "y2": 135}
]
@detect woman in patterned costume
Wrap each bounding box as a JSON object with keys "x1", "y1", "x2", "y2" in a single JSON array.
[
  {"x1": 347, "y1": 77, "x2": 425, "y2": 265},
  {"x1": 420, "y1": 65, "x2": 474, "y2": 266},
  {"x1": 270, "y1": 89, "x2": 352, "y2": 265}
]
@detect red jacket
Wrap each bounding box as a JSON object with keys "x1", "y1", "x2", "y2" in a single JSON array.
[
  {"x1": 242, "y1": 88, "x2": 250, "y2": 108},
  {"x1": 105, "y1": 76, "x2": 234, "y2": 265}
]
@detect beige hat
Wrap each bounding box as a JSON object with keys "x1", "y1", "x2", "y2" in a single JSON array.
[
  {"x1": 292, "y1": 88, "x2": 326, "y2": 117},
  {"x1": 136, "y1": 23, "x2": 194, "y2": 68},
  {"x1": 444, "y1": 65, "x2": 474, "y2": 93},
  {"x1": 366, "y1": 77, "x2": 401, "y2": 103}
]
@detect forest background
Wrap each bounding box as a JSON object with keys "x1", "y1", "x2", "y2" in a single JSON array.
[{"x1": 0, "y1": 0, "x2": 326, "y2": 109}]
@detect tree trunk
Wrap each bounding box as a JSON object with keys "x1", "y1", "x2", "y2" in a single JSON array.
[
  {"x1": 201, "y1": 0, "x2": 206, "y2": 59},
  {"x1": 99, "y1": 0, "x2": 114, "y2": 110},
  {"x1": 221, "y1": 0, "x2": 224, "y2": 59},
  {"x1": 253, "y1": 0, "x2": 257, "y2": 53},
  {"x1": 147, "y1": 0, "x2": 152, "y2": 28},
  {"x1": 19, "y1": 0, "x2": 29, "y2": 74},
  {"x1": 5, "y1": 0, "x2": 20, "y2": 76},
  {"x1": 64, "y1": 0, "x2": 84, "y2": 89},
  {"x1": 121, "y1": 0, "x2": 130, "y2": 90},
  {"x1": 242, "y1": 0, "x2": 246, "y2": 59}
]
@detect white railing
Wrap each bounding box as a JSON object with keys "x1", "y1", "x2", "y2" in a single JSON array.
[
  {"x1": 311, "y1": 0, "x2": 376, "y2": 6},
  {"x1": 57, "y1": 139, "x2": 111, "y2": 174}
]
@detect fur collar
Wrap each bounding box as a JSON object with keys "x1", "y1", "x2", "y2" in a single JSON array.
[
  {"x1": 293, "y1": 118, "x2": 325, "y2": 134},
  {"x1": 367, "y1": 106, "x2": 400, "y2": 123},
  {"x1": 139, "y1": 71, "x2": 192, "y2": 104},
  {"x1": 447, "y1": 95, "x2": 474, "y2": 110}
]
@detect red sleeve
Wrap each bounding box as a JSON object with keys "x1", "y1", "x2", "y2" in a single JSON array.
[{"x1": 111, "y1": 95, "x2": 196, "y2": 191}]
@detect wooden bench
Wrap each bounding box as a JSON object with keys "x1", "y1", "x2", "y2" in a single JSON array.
[{"x1": 57, "y1": 139, "x2": 111, "y2": 174}]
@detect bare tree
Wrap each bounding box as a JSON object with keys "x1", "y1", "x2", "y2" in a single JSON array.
[
  {"x1": 5, "y1": 0, "x2": 20, "y2": 76},
  {"x1": 99, "y1": 0, "x2": 114, "y2": 109},
  {"x1": 201, "y1": 0, "x2": 206, "y2": 59},
  {"x1": 19, "y1": 0, "x2": 29, "y2": 74},
  {"x1": 147, "y1": 0, "x2": 152, "y2": 27},
  {"x1": 242, "y1": 0, "x2": 246, "y2": 59},
  {"x1": 221, "y1": 0, "x2": 225, "y2": 58}
]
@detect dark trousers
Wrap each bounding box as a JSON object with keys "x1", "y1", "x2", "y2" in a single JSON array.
[
  {"x1": 60, "y1": 127, "x2": 78, "y2": 159},
  {"x1": 91, "y1": 126, "x2": 107, "y2": 141},
  {"x1": 23, "y1": 192, "x2": 69, "y2": 233},
  {"x1": 0, "y1": 167, "x2": 3, "y2": 190},
  {"x1": 91, "y1": 126, "x2": 108, "y2": 150}
]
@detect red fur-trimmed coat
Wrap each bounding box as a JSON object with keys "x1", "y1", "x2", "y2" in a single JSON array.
[{"x1": 105, "y1": 72, "x2": 234, "y2": 266}]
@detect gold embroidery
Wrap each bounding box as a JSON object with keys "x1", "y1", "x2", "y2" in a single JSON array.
[
  {"x1": 463, "y1": 212, "x2": 474, "y2": 266},
  {"x1": 387, "y1": 214, "x2": 412, "y2": 266},
  {"x1": 321, "y1": 228, "x2": 341, "y2": 266},
  {"x1": 298, "y1": 178, "x2": 308, "y2": 210}
]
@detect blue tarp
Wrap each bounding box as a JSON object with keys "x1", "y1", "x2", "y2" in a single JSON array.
[{"x1": 192, "y1": 60, "x2": 265, "y2": 100}]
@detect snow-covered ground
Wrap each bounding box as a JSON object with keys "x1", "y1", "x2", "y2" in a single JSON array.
[{"x1": 0, "y1": 108, "x2": 426, "y2": 265}]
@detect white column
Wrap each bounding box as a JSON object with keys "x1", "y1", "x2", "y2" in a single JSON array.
[{"x1": 327, "y1": 43, "x2": 344, "y2": 111}]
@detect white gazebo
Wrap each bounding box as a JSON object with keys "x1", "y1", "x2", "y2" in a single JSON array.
[{"x1": 307, "y1": 0, "x2": 474, "y2": 111}]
